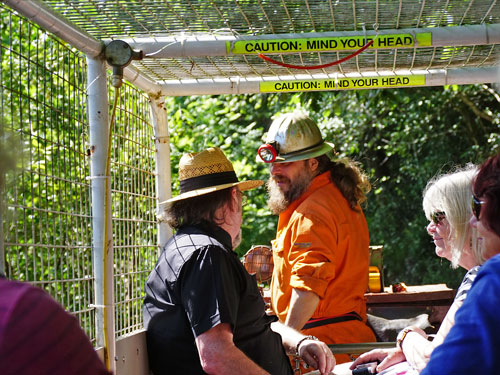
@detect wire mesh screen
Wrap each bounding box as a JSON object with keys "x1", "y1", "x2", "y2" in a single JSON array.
[
  {"x1": 110, "y1": 83, "x2": 158, "y2": 337},
  {"x1": 39, "y1": 0, "x2": 500, "y2": 83},
  {"x1": 0, "y1": 3, "x2": 96, "y2": 340},
  {"x1": 134, "y1": 44, "x2": 500, "y2": 82},
  {"x1": 1, "y1": 4, "x2": 158, "y2": 343},
  {"x1": 41, "y1": 0, "x2": 500, "y2": 39}
]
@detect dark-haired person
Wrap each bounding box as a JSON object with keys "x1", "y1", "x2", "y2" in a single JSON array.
[
  {"x1": 143, "y1": 147, "x2": 334, "y2": 375},
  {"x1": 257, "y1": 111, "x2": 376, "y2": 365},
  {"x1": 421, "y1": 152, "x2": 500, "y2": 375}
]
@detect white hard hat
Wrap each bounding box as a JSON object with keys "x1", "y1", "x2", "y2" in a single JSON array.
[{"x1": 257, "y1": 111, "x2": 335, "y2": 163}]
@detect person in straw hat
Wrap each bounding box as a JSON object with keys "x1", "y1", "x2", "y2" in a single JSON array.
[
  {"x1": 143, "y1": 147, "x2": 334, "y2": 375},
  {"x1": 257, "y1": 112, "x2": 376, "y2": 365}
]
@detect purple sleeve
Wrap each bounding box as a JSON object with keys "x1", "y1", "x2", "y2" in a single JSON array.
[{"x1": 0, "y1": 279, "x2": 111, "y2": 375}]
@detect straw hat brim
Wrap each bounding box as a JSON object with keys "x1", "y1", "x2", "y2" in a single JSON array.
[
  {"x1": 257, "y1": 141, "x2": 335, "y2": 163},
  {"x1": 160, "y1": 179, "x2": 264, "y2": 205}
]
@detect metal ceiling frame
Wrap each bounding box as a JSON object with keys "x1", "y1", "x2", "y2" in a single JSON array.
[{"x1": 5, "y1": 0, "x2": 500, "y2": 96}]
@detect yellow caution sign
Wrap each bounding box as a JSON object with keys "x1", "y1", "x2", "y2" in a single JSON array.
[
  {"x1": 229, "y1": 33, "x2": 431, "y2": 54},
  {"x1": 260, "y1": 75, "x2": 426, "y2": 93}
]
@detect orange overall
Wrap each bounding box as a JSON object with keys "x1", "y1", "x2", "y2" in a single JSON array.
[{"x1": 270, "y1": 172, "x2": 376, "y2": 364}]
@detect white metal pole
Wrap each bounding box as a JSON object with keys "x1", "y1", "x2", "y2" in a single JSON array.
[
  {"x1": 120, "y1": 24, "x2": 500, "y2": 58},
  {"x1": 3, "y1": 0, "x2": 103, "y2": 58},
  {"x1": 149, "y1": 95, "x2": 173, "y2": 250},
  {"x1": 155, "y1": 67, "x2": 500, "y2": 96},
  {"x1": 86, "y1": 56, "x2": 116, "y2": 373},
  {"x1": 123, "y1": 65, "x2": 164, "y2": 97}
]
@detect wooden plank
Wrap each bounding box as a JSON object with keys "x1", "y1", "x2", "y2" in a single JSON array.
[
  {"x1": 114, "y1": 330, "x2": 150, "y2": 375},
  {"x1": 365, "y1": 284, "x2": 456, "y2": 304}
]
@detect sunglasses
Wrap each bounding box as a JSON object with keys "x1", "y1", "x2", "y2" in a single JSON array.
[
  {"x1": 431, "y1": 211, "x2": 446, "y2": 225},
  {"x1": 472, "y1": 195, "x2": 485, "y2": 220}
]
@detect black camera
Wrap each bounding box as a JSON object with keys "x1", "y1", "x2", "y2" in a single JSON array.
[{"x1": 352, "y1": 361, "x2": 378, "y2": 375}]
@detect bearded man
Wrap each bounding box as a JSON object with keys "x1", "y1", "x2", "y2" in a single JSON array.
[{"x1": 257, "y1": 112, "x2": 377, "y2": 364}]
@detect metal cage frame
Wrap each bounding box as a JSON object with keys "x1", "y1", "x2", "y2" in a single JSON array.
[{"x1": 2, "y1": 1, "x2": 500, "y2": 373}]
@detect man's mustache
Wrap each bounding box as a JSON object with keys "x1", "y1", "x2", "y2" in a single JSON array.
[{"x1": 271, "y1": 175, "x2": 290, "y2": 184}]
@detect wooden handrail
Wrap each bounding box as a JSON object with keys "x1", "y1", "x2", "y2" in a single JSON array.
[{"x1": 328, "y1": 342, "x2": 396, "y2": 355}]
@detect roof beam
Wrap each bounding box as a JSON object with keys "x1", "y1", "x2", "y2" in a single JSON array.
[
  {"x1": 157, "y1": 67, "x2": 500, "y2": 96},
  {"x1": 121, "y1": 24, "x2": 500, "y2": 58},
  {"x1": 122, "y1": 65, "x2": 164, "y2": 97},
  {"x1": 4, "y1": 0, "x2": 103, "y2": 58}
]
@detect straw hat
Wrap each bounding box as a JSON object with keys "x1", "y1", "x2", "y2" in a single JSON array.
[
  {"x1": 257, "y1": 112, "x2": 335, "y2": 163},
  {"x1": 162, "y1": 147, "x2": 263, "y2": 204}
]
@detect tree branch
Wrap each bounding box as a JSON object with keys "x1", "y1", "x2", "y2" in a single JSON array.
[{"x1": 457, "y1": 93, "x2": 494, "y2": 123}]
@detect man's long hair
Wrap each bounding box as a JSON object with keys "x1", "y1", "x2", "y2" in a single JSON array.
[
  {"x1": 160, "y1": 187, "x2": 234, "y2": 229},
  {"x1": 316, "y1": 154, "x2": 371, "y2": 210}
]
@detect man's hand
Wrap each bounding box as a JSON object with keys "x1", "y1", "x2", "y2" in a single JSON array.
[
  {"x1": 270, "y1": 321, "x2": 334, "y2": 374},
  {"x1": 350, "y1": 347, "x2": 405, "y2": 373},
  {"x1": 298, "y1": 338, "x2": 336, "y2": 375}
]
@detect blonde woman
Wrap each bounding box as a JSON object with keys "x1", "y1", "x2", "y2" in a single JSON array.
[
  {"x1": 351, "y1": 165, "x2": 482, "y2": 374},
  {"x1": 422, "y1": 152, "x2": 500, "y2": 374}
]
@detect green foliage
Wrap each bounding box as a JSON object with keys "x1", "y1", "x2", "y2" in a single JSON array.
[
  {"x1": 166, "y1": 85, "x2": 500, "y2": 288},
  {"x1": 312, "y1": 86, "x2": 500, "y2": 288}
]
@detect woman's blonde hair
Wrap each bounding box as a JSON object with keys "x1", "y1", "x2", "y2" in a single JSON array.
[{"x1": 422, "y1": 164, "x2": 481, "y2": 268}]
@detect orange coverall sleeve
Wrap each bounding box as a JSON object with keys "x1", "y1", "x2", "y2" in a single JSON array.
[{"x1": 287, "y1": 212, "x2": 337, "y2": 299}]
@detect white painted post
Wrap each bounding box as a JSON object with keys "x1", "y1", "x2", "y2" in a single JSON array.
[
  {"x1": 86, "y1": 56, "x2": 116, "y2": 373},
  {"x1": 149, "y1": 95, "x2": 173, "y2": 250}
]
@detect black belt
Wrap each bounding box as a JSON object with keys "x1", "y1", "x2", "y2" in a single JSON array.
[{"x1": 302, "y1": 311, "x2": 362, "y2": 330}]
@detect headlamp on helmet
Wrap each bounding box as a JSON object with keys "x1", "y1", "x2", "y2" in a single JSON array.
[{"x1": 258, "y1": 141, "x2": 279, "y2": 163}]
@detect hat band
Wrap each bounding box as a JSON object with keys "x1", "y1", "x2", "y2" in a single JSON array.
[
  {"x1": 280, "y1": 140, "x2": 324, "y2": 158},
  {"x1": 179, "y1": 171, "x2": 238, "y2": 194}
]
